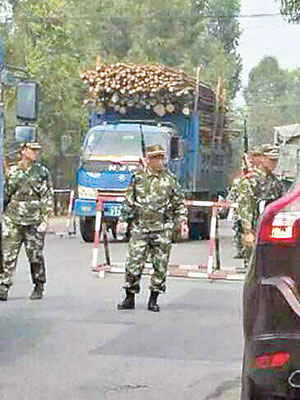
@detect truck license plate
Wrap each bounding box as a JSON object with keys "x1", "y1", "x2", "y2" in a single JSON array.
[{"x1": 103, "y1": 203, "x2": 122, "y2": 217}]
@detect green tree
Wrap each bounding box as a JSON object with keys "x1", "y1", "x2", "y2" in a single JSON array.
[
  {"x1": 4, "y1": 0, "x2": 85, "y2": 162},
  {"x1": 65, "y1": 0, "x2": 242, "y2": 98},
  {"x1": 279, "y1": 0, "x2": 300, "y2": 22},
  {"x1": 3, "y1": 0, "x2": 242, "y2": 165},
  {"x1": 244, "y1": 56, "x2": 300, "y2": 144}
]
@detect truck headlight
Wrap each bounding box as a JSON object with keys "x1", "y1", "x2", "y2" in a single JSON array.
[{"x1": 78, "y1": 185, "x2": 98, "y2": 199}]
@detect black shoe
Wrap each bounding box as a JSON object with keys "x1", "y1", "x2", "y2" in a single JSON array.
[
  {"x1": 0, "y1": 285, "x2": 8, "y2": 301},
  {"x1": 233, "y1": 254, "x2": 243, "y2": 259},
  {"x1": 148, "y1": 291, "x2": 160, "y2": 312},
  {"x1": 117, "y1": 290, "x2": 135, "y2": 310},
  {"x1": 30, "y1": 285, "x2": 43, "y2": 300}
]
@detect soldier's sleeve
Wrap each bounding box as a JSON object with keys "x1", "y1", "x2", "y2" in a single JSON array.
[
  {"x1": 3, "y1": 172, "x2": 11, "y2": 209},
  {"x1": 40, "y1": 167, "x2": 54, "y2": 223},
  {"x1": 4, "y1": 167, "x2": 16, "y2": 207},
  {"x1": 170, "y1": 177, "x2": 187, "y2": 228},
  {"x1": 120, "y1": 174, "x2": 137, "y2": 223},
  {"x1": 226, "y1": 177, "x2": 239, "y2": 202},
  {"x1": 237, "y1": 176, "x2": 257, "y2": 232},
  {"x1": 277, "y1": 179, "x2": 286, "y2": 198}
]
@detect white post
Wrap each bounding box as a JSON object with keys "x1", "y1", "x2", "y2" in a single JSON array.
[
  {"x1": 92, "y1": 196, "x2": 104, "y2": 276},
  {"x1": 207, "y1": 206, "x2": 217, "y2": 275},
  {"x1": 66, "y1": 190, "x2": 75, "y2": 234}
]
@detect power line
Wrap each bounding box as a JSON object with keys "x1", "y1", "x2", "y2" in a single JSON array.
[{"x1": 0, "y1": 12, "x2": 289, "y2": 24}]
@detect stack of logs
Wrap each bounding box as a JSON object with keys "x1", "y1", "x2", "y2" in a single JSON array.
[{"x1": 80, "y1": 62, "x2": 223, "y2": 120}]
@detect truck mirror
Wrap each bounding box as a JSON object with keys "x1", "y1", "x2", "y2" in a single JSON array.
[
  {"x1": 15, "y1": 125, "x2": 37, "y2": 142},
  {"x1": 16, "y1": 81, "x2": 39, "y2": 121},
  {"x1": 170, "y1": 137, "x2": 179, "y2": 159}
]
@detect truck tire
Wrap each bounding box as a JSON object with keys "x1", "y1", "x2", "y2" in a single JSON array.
[
  {"x1": 200, "y1": 213, "x2": 210, "y2": 240},
  {"x1": 80, "y1": 217, "x2": 95, "y2": 242},
  {"x1": 188, "y1": 213, "x2": 210, "y2": 240}
]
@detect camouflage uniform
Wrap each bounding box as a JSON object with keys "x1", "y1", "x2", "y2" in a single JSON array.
[
  {"x1": 237, "y1": 159, "x2": 285, "y2": 266},
  {"x1": 0, "y1": 161, "x2": 54, "y2": 289},
  {"x1": 227, "y1": 174, "x2": 246, "y2": 257},
  {"x1": 227, "y1": 152, "x2": 258, "y2": 258},
  {"x1": 121, "y1": 165, "x2": 187, "y2": 294},
  {"x1": 238, "y1": 167, "x2": 285, "y2": 233}
]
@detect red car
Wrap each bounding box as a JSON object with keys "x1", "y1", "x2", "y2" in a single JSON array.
[{"x1": 242, "y1": 179, "x2": 300, "y2": 399}]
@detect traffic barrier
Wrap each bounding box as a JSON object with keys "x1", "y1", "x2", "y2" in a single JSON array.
[
  {"x1": 65, "y1": 189, "x2": 75, "y2": 235},
  {"x1": 53, "y1": 189, "x2": 76, "y2": 236},
  {"x1": 185, "y1": 199, "x2": 236, "y2": 278},
  {"x1": 207, "y1": 206, "x2": 217, "y2": 275},
  {"x1": 91, "y1": 193, "x2": 123, "y2": 278},
  {"x1": 91, "y1": 196, "x2": 238, "y2": 280}
]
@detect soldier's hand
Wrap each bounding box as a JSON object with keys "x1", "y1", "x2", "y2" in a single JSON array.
[
  {"x1": 179, "y1": 219, "x2": 189, "y2": 240},
  {"x1": 37, "y1": 222, "x2": 48, "y2": 233},
  {"x1": 116, "y1": 220, "x2": 128, "y2": 240},
  {"x1": 243, "y1": 230, "x2": 256, "y2": 247}
]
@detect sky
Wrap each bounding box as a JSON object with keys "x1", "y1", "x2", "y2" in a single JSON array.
[{"x1": 238, "y1": 0, "x2": 300, "y2": 87}]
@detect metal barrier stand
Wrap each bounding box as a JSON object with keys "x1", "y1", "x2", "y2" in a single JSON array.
[
  {"x1": 91, "y1": 198, "x2": 237, "y2": 280},
  {"x1": 53, "y1": 189, "x2": 76, "y2": 236}
]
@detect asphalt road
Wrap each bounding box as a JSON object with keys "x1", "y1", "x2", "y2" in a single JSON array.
[{"x1": 0, "y1": 229, "x2": 244, "y2": 400}]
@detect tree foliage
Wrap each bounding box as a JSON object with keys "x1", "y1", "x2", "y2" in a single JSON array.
[
  {"x1": 279, "y1": 0, "x2": 300, "y2": 22},
  {"x1": 244, "y1": 56, "x2": 300, "y2": 145},
  {"x1": 3, "y1": 0, "x2": 242, "y2": 165}
]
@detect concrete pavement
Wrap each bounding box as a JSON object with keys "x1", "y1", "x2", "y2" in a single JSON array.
[{"x1": 0, "y1": 239, "x2": 243, "y2": 400}]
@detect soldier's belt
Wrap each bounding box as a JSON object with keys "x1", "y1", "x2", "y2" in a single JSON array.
[{"x1": 14, "y1": 196, "x2": 40, "y2": 201}]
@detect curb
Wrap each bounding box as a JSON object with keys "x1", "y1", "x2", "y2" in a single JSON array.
[
  {"x1": 92, "y1": 263, "x2": 246, "y2": 281},
  {"x1": 46, "y1": 230, "x2": 76, "y2": 237}
]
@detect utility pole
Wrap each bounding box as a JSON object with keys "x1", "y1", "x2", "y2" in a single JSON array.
[
  {"x1": 243, "y1": 119, "x2": 248, "y2": 153},
  {"x1": 0, "y1": 37, "x2": 4, "y2": 266}
]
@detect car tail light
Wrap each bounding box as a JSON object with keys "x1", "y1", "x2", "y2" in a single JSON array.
[
  {"x1": 252, "y1": 351, "x2": 290, "y2": 370},
  {"x1": 257, "y1": 181, "x2": 300, "y2": 244},
  {"x1": 259, "y1": 211, "x2": 300, "y2": 244}
]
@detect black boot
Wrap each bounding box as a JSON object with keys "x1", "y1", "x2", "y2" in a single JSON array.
[
  {"x1": 148, "y1": 291, "x2": 160, "y2": 312},
  {"x1": 0, "y1": 284, "x2": 8, "y2": 301},
  {"x1": 117, "y1": 290, "x2": 135, "y2": 310},
  {"x1": 30, "y1": 284, "x2": 44, "y2": 300}
]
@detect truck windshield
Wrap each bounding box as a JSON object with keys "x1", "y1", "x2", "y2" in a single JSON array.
[{"x1": 82, "y1": 126, "x2": 167, "y2": 157}]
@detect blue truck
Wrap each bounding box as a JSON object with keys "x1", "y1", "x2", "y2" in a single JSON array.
[{"x1": 73, "y1": 107, "x2": 231, "y2": 242}]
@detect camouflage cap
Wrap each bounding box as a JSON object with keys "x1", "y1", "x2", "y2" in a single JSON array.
[
  {"x1": 21, "y1": 142, "x2": 42, "y2": 150},
  {"x1": 249, "y1": 145, "x2": 263, "y2": 157},
  {"x1": 146, "y1": 144, "x2": 165, "y2": 157},
  {"x1": 261, "y1": 143, "x2": 279, "y2": 160}
]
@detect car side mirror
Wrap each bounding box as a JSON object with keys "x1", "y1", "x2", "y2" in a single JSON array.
[{"x1": 258, "y1": 200, "x2": 267, "y2": 214}]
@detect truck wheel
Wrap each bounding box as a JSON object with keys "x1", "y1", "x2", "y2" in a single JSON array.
[
  {"x1": 79, "y1": 217, "x2": 95, "y2": 242},
  {"x1": 201, "y1": 214, "x2": 210, "y2": 240},
  {"x1": 188, "y1": 217, "x2": 210, "y2": 240}
]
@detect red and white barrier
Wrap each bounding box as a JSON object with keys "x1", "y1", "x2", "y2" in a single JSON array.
[
  {"x1": 66, "y1": 189, "x2": 75, "y2": 234},
  {"x1": 91, "y1": 194, "x2": 121, "y2": 278},
  {"x1": 207, "y1": 206, "x2": 217, "y2": 275},
  {"x1": 91, "y1": 197, "x2": 237, "y2": 278},
  {"x1": 92, "y1": 196, "x2": 103, "y2": 275},
  {"x1": 53, "y1": 189, "x2": 76, "y2": 236}
]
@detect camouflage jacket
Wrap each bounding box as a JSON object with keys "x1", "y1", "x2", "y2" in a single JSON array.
[
  {"x1": 121, "y1": 166, "x2": 187, "y2": 232},
  {"x1": 4, "y1": 161, "x2": 54, "y2": 225},
  {"x1": 237, "y1": 167, "x2": 285, "y2": 231},
  {"x1": 227, "y1": 171, "x2": 254, "y2": 222},
  {"x1": 227, "y1": 173, "x2": 246, "y2": 203}
]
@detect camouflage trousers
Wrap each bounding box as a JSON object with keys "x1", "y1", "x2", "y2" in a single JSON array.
[
  {"x1": 124, "y1": 229, "x2": 172, "y2": 294},
  {"x1": 232, "y1": 220, "x2": 244, "y2": 257},
  {"x1": 0, "y1": 217, "x2": 46, "y2": 288}
]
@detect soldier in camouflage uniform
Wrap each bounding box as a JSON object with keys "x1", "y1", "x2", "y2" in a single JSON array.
[
  {"x1": 237, "y1": 144, "x2": 285, "y2": 265},
  {"x1": 227, "y1": 148, "x2": 263, "y2": 259},
  {"x1": 117, "y1": 144, "x2": 187, "y2": 312},
  {"x1": 0, "y1": 142, "x2": 54, "y2": 301}
]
